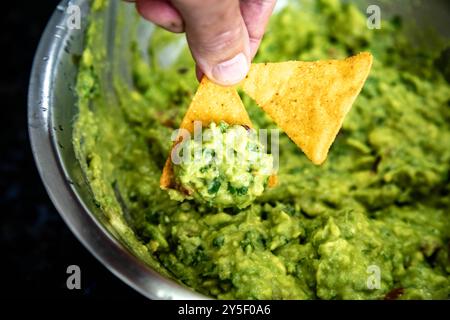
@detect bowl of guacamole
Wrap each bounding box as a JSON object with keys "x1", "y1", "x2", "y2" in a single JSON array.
[{"x1": 29, "y1": 0, "x2": 450, "y2": 299}]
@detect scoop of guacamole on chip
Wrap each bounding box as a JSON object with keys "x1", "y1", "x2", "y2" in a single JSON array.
[
  {"x1": 73, "y1": 0, "x2": 450, "y2": 300},
  {"x1": 169, "y1": 122, "x2": 274, "y2": 208}
]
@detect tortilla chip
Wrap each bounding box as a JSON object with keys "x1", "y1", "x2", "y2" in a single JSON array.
[
  {"x1": 178, "y1": 77, "x2": 253, "y2": 133},
  {"x1": 160, "y1": 77, "x2": 255, "y2": 189},
  {"x1": 241, "y1": 52, "x2": 373, "y2": 165}
]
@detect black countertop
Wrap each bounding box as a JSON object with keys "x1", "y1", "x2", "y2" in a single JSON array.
[{"x1": 2, "y1": 1, "x2": 145, "y2": 300}]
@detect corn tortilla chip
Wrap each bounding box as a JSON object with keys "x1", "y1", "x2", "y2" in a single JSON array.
[
  {"x1": 241, "y1": 52, "x2": 373, "y2": 165},
  {"x1": 178, "y1": 77, "x2": 253, "y2": 133},
  {"x1": 160, "y1": 77, "x2": 258, "y2": 189}
]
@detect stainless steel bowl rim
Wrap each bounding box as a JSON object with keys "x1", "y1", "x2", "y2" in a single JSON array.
[{"x1": 28, "y1": 0, "x2": 205, "y2": 300}]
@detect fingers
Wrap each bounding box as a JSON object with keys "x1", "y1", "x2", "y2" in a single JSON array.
[
  {"x1": 240, "y1": 0, "x2": 277, "y2": 58},
  {"x1": 135, "y1": 0, "x2": 184, "y2": 33},
  {"x1": 133, "y1": 0, "x2": 276, "y2": 84},
  {"x1": 171, "y1": 0, "x2": 250, "y2": 86}
]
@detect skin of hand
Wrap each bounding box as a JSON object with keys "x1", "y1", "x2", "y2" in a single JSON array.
[{"x1": 126, "y1": 0, "x2": 277, "y2": 86}]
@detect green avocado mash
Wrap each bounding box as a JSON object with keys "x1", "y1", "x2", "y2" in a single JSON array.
[
  {"x1": 73, "y1": 0, "x2": 450, "y2": 299},
  {"x1": 169, "y1": 122, "x2": 274, "y2": 209}
]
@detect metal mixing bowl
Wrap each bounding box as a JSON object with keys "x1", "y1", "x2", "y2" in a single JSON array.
[
  {"x1": 28, "y1": 0, "x2": 449, "y2": 300},
  {"x1": 28, "y1": 0, "x2": 205, "y2": 300}
]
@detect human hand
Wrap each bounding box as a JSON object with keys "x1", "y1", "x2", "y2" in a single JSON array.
[{"x1": 129, "y1": 0, "x2": 276, "y2": 86}]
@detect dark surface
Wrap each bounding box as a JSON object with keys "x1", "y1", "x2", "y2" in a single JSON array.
[{"x1": 1, "y1": 1, "x2": 145, "y2": 300}]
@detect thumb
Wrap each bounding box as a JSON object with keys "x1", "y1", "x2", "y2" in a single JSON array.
[{"x1": 172, "y1": 0, "x2": 250, "y2": 86}]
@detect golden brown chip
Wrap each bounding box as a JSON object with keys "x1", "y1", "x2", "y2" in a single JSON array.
[
  {"x1": 160, "y1": 77, "x2": 255, "y2": 189},
  {"x1": 178, "y1": 77, "x2": 253, "y2": 133},
  {"x1": 241, "y1": 52, "x2": 373, "y2": 165}
]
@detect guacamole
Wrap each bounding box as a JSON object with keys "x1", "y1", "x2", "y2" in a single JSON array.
[
  {"x1": 169, "y1": 122, "x2": 274, "y2": 209},
  {"x1": 73, "y1": 0, "x2": 450, "y2": 299}
]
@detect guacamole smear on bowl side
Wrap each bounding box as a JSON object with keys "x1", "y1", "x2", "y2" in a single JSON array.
[
  {"x1": 73, "y1": 0, "x2": 450, "y2": 299},
  {"x1": 169, "y1": 122, "x2": 274, "y2": 209}
]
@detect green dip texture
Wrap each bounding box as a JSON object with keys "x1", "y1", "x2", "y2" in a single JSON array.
[
  {"x1": 73, "y1": 0, "x2": 450, "y2": 299},
  {"x1": 169, "y1": 122, "x2": 274, "y2": 209}
]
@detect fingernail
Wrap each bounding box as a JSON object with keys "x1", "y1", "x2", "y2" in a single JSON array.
[{"x1": 211, "y1": 53, "x2": 249, "y2": 85}]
